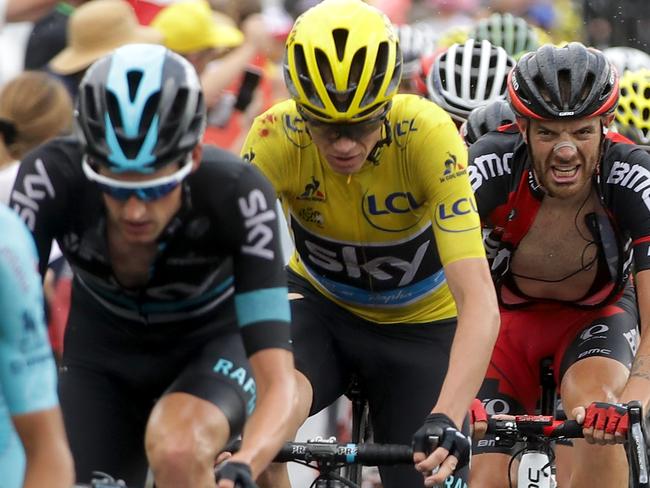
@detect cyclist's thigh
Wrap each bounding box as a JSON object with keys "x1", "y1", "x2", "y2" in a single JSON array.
[
  {"x1": 60, "y1": 288, "x2": 156, "y2": 486},
  {"x1": 469, "y1": 453, "x2": 512, "y2": 488},
  {"x1": 558, "y1": 284, "x2": 639, "y2": 380},
  {"x1": 166, "y1": 328, "x2": 256, "y2": 440},
  {"x1": 59, "y1": 365, "x2": 149, "y2": 487},
  {"x1": 473, "y1": 309, "x2": 532, "y2": 459},
  {"x1": 354, "y1": 319, "x2": 467, "y2": 487},
  {"x1": 288, "y1": 271, "x2": 352, "y2": 415}
]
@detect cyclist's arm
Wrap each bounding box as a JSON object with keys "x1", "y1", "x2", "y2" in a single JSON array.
[
  {"x1": 234, "y1": 348, "x2": 295, "y2": 478},
  {"x1": 413, "y1": 108, "x2": 500, "y2": 426},
  {"x1": 619, "y1": 268, "x2": 650, "y2": 409},
  {"x1": 13, "y1": 409, "x2": 74, "y2": 488},
  {"x1": 225, "y1": 164, "x2": 295, "y2": 478},
  {"x1": 9, "y1": 138, "x2": 75, "y2": 277},
  {"x1": 433, "y1": 257, "x2": 499, "y2": 427},
  {"x1": 0, "y1": 209, "x2": 73, "y2": 488}
]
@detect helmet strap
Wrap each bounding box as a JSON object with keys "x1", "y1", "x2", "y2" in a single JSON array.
[{"x1": 367, "y1": 118, "x2": 392, "y2": 165}]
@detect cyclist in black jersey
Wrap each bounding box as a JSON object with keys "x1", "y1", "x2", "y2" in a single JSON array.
[
  {"x1": 468, "y1": 42, "x2": 650, "y2": 487},
  {"x1": 9, "y1": 44, "x2": 296, "y2": 488}
]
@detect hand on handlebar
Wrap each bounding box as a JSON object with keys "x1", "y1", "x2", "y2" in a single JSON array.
[
  {"x1": 470, "y1": 398, "x2": 488, "y2": 440},
  {"x1": 412, "y1": 413, "x2": 470, "y2": 487},
  {"x1": 573, "y1": 401, "x2": 629, "y2": 445},
  {"x1": 215, "y1": 461, "x2": 258, "y2": 488}
]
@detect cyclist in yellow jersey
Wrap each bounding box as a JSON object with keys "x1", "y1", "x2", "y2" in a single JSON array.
[{"x1": 241, "y1": 1, "x2": 499, "y2": 486}]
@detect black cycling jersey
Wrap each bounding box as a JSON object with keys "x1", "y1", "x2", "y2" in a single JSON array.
[
  {"x1": 468, "y1": 126, "x2": 650, "y2": 309},
  {"x1": 9, "y1": 136, "x2": 290, "y2": 355}
]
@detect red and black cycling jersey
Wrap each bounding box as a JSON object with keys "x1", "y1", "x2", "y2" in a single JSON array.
[
  {"x1": 468, "y1": 126, "x2": 650, "y2": 309},
  {"x1": 9, "y1": 136, "x2": 291, "y2": 355}
]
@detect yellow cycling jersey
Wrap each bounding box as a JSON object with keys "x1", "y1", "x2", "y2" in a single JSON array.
[{"x1": 241, "y1": 94, "x2": 485, "y2": 323}]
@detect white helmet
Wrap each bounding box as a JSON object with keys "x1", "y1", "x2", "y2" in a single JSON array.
[
  {"x1": 603, "y1": 46, "x2": 650, "y2": 75},
  {"x1": 426, "y1": 38, "x2": 515, "y2": 122}
]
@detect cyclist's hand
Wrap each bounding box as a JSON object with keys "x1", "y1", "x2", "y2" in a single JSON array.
[
  {"x1": 412, "y1": 413, "x2": 470, "y2": 487},
  {"x1": 470, "y1": 398, "x2": 488, "y2": 440},
  {"x1": 215, "y1": 461, "x2": 258, "y2": 488},
  {"x1": 573, "y1": 402, "x2": 629, "y2": 445}
]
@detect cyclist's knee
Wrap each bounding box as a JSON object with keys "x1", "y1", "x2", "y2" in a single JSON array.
[
  {"x1": 560, "y1": 357, "x2": 628, "y2": 413},
  {"x1": 469, "y1": 453, "x2": 511, "y2": 488},
  {"x1": 294, "y1": 369, "x2": 314, "y2": 421},
  {"x1": 145, "y1": 395, "x2": 230, "y2": 477}
]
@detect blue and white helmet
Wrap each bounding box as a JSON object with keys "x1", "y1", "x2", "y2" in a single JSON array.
[{"x1": 76, "y1": 44, "x2": 205, "y2": 173}]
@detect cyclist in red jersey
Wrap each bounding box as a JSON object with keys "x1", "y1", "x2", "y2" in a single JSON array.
[{"x1": 468, "y1": 42, "x2": 650, "y2": 487}]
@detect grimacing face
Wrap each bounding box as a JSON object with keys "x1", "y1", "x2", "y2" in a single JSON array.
[{"x1": 523, "y1": 117, "x2": 606, "y2": 200}]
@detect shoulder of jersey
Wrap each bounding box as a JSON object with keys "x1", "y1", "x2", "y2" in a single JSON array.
[
  {"x1": 389, "y1": 94, "x2": 453, "y2": 123},
  {"x1": 470, "y1": 128, "x2": 520, "y2": 156}
]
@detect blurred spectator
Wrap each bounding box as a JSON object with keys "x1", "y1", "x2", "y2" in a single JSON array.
[
  {"x1": 0, "y1": 71, "x2": 72, "y2": 203},
  {"x1": 24, "y1": 1, "x2": 86, "y2": 71},
  {"x1": 209, "y1": 0, "x2": 262, "y2": 26},
  {"x1": 151, "y1": 0, "x2": 244, "y2": 76},
  {"x1": 584, "y1": 0, "x2": 650, "y2": 51},
  {"x1": 1, "y1": 0, "x2": 59, "y2": 25},
  {"x1": 48, "y1": 0, "x2": 162, "y2": 98},
  {"x1": 152, "y1": 0, "x2": 279, "y2": 152}
]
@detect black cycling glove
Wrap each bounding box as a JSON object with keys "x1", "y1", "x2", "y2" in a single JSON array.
[
  {"x1": 412, "y1": 413, "x2": 470, "y2": 468},
  {"x1": 215, "y1": 461, "x2": 258, "y2": 488}
]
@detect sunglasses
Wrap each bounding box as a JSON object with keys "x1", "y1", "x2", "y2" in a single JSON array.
[
  {"x1": 298, "y1": 105, "x2": 388, "y2": 142},
  {"x1": 82, "y1": 155, "x2": 193, "y2": 202}
]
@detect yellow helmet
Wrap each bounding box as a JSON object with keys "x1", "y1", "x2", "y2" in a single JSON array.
[
  {"x1": 615, "y1": 68, "x2": 650, "y2": 145},
  {"x1": 283, "y1": 0, "x2": 402, "y2": 122}
]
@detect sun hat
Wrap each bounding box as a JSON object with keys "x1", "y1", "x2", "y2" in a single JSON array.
[
  {"x1": 151, "y1": 0, "x2": 244, "y2": 54},
  {"x1": 49, "y1": 0, "x2": 163, "y2": 75}
]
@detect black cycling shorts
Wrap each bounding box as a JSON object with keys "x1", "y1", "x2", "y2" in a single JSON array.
[
  {"x1": 59, "y1": 281, "x2": 255, "y2": 486},
  {"x1": 288, "y1": 271, "x2": 469, "y2": 488}
]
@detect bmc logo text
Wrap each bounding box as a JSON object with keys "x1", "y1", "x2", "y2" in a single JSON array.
[
  {"x1": 11, "y1": 158, "x2": 55, "y2": 231},
  {"x1": 606, "y1": 161, "x2": 650, "y2": 212},
  {"x1": 238, "y1": 189, "x2": 275, "y2": 260},
  {"x1": 366, "y1": 192, "x2": 422, "y2": 215},
  {"x1": 468, "y1": 152, "x2": 513, "y2": 191}
]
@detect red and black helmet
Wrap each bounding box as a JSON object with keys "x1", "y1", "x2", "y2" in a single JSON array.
[{"x1": 507, "y1": 42, "x2": 619, "y2": 120}]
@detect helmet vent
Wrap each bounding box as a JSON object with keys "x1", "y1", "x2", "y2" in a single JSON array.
[
  {"x1": 294, "y1": 44, "x2": 322, "y2": 108},
  {"x1": 126, "y1": 70, "x2": 144, "y2": 102},
  {"x1": 361, "y1": 41, "x2": 389, "y2": 107},
  {"x1": 83, "y1": 85, "x2": 99, "y2": 124},
  {"x1": 332, "y1": 29, "x2": 349, "y2": 62},
  {"x1": 106, "y1": 91, "x2": 124, "y2": 132}
]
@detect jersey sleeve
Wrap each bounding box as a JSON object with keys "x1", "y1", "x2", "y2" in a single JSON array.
[
  {"x1": 224, "y1": 164, "x2": 291, "y2": 356},
  {"x1": 409, "y1": 107, "x2": 485, "y2": 266},
  {"x1": 240, "y1": 105, "x2": 294, "y2": 196},
  {"x1": 606, "y1": 147, "x2": 650, "y2": 272},
  {"x1": 9, "y1": 140, "x2": 76, "y2": 277},
  {"x1": 468, "y1": 132, "x2": 516, "y2": 223},
  {"x1": 0, "y1": 209, "x2": 58, "y2": 415}
]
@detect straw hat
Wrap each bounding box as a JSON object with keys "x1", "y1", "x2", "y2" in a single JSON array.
[
  {"x1": 50, "y1": 0, "x2": 163, "y2": 75},
  {"x1": 151, "y1": 0, "x2": 244, "y2": 54}
]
